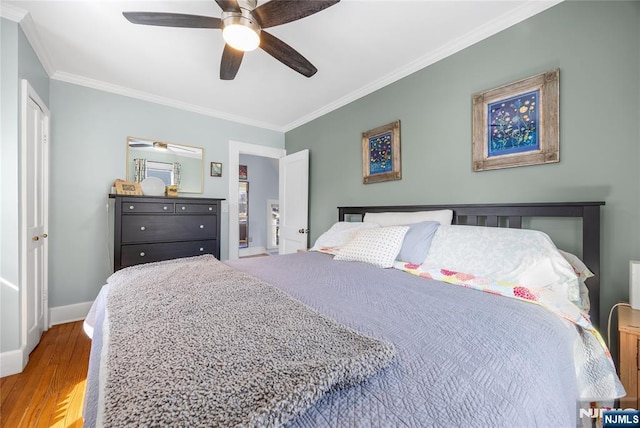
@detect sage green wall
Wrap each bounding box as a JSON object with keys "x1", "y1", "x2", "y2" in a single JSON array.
[
  {"x1": 1, "y1": 19, "x2": 50, "y2": 353},
  {"x1": 285, "y1": 1, "x2": 640, "y2": 328},
  {"x1": 48, "y1": 80, "x2": 284, "y2": 308}
]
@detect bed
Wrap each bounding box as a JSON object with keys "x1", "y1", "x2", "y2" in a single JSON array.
[{"x1": 83, "y1": 201, "x2": 624, "y2": 427}]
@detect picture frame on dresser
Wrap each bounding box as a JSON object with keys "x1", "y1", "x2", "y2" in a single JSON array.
[
  {"x1": 110, "y1": 194, "x2": 224, "y2": 271},
  {"x1": 114, "y1": 180, "x2": 142, "y2": 195}
]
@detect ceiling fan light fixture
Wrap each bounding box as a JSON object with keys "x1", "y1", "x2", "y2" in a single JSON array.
[{"x1": 222, "y1": 14, "x2": 260, "y2": 52}]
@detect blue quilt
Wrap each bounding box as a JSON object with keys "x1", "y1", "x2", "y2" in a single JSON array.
[
  {"x1": 227, "y1": 252, "x2": 623, "y2": 427},
  {"x1": 84, "y1": 251, "x2": 623, "y2": 427}
]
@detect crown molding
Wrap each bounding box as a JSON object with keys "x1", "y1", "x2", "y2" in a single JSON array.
[
  {"x1": 19, "y1": 12, "x2": 56, "y2": 76},
  {"x1": 1, "y1": 4, "x2": 56, "y2": 76},
  {"x1": 283, "y1": 0, "x2": 562, "y2": 132},
  {"x1": 0, "y1": 2, "x2": 27, "y2": 23},
  {"x1": 0, "y1": 2, "x2": 26, "y2": 22},
  {"x1": 51, "y1": 71, "x2": 284, "y2": 132}
]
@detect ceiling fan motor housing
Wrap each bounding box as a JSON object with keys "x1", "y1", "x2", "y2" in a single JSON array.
[
  {"x1": 221, "y1": 12, "x2": 261, "y2": 33},
  {"x1": 221, "y1": 0, "x2": 261, "y2": 51},
  {"x1": 221, "y1": 0, "x2": 260, "y2": 32}
]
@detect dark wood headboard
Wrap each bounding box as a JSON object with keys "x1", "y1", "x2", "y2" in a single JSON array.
[{"x1": 338, "y1": 202, "x2": 605, "y2": 328}]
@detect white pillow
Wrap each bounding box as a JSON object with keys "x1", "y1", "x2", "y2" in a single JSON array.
[
  {"x1": 559, "y1": 249, "x2": 594, "y2": 280},
  {"x1": 310, "y1": 221, "x2": 379, "y2": 251},
  {"x1": 559, "y1": 249, "x2": 594, "y2": 312},
  {"x1": 363, "y1": 210, "x2": 453, "y2": 227},
  {"x1": 334, "y1": 226, "x2": 409, "y2": 268},
  {"x1": 422, "y1": 225, "x2": 580, "y2": 303}
]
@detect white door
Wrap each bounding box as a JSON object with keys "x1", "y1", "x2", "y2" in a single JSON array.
[
  {"x1": 278, "y1": 150, "x2": 309, "y2": 254},
  {"x1": 21, "y1": 80, "x2": 50, "y2": 357}
]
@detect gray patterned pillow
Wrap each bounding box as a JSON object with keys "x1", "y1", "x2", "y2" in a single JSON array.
[{"x1": 334, "y1": 226, "x2": 409, "y2": 268}]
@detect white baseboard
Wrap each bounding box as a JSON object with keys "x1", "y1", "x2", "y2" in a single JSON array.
[
  {"x1": 49, "y1": 301, "x2": 93, "y2": 326},
  {"x1": 0, "y1": 301, "x2": 93, "y2": 378},
  {"x1": 0, "y1": 348, "x2": 26, "y2": 378},
  {"x1": 239, "y1": 246, "x2": 268, "y2": 257}
]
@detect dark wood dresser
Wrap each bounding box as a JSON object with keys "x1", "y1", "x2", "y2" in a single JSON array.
[{"x1": 111, "y1": 195, "x2": 223, "y2": 271}]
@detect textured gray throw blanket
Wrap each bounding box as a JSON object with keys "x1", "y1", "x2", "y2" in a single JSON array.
[{"x1": 103, "y1": 255, "x2": 395, "y2": 427}]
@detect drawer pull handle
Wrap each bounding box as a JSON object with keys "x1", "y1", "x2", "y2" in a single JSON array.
[
  {"x1": 129, "y1": 205, "x2": 135, "y2": 210},
  {"x1": 181, "y1": 206, "x2": 186, "y2": 211},
  {"x1": 208, "y1": 207, "x2": 213, "y2": 211},
  {"x1": 199, "y1": 247, "x2": 204, "y2": 251},
  {"x1": 140, "y1": 226, "x2": 146, "y2": 231},
  {"x1": 140, "y1": 252, "x2": 145, "y2": 257},
  {"x1": 199, "y1": 225, "x2": 204, "y2": 229},
  {"x1": 163, "y1": 206, "x2": 168, "y2": 211}
]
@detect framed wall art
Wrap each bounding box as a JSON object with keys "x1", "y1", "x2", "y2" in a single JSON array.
[
  {"x1": 472, "y1": 69, "x2": 559, "y2": 172},
  {"x1": 239, "y1": 164, "x2": 248, "y2": 181},
  {"x1": 210, "y1": 162, "x2": 222, "y2": 177},
  {"x1": 362, "y1": 120, "x2": 401, "y2": 184}
]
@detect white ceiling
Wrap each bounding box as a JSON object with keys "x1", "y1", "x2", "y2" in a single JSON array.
[{"x1": 2, "y1": 0, "x2": 561, "y2": 132}]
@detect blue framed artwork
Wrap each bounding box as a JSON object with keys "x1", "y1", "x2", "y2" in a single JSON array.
[
  {"x1": 361, "y1": 120, "x2": 401, "y2": 184},
  {"x1": 472, "y1": 69, "x2": 559, "y2": 172},
  {"x1": 487, "y1": 90, "x2": 539, "y2": 157}
]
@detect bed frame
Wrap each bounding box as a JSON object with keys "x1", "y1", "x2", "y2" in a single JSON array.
[{"x1": 338, "y1": 202, "x2": 605, "y2": 328}]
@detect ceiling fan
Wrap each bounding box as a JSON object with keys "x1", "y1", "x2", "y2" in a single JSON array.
[{"x1": 123, "y1": 0, "x2": 340, "y2": 80}]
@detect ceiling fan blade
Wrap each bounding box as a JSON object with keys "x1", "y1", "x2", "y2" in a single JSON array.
[
  {"x1": 252, "y1": 0, "x2": 340, "y2": 29},
  {"x1": 168, "y1": 144, "x2": 198, "y2": 153},
  {"x1": 215, "y1": 0, "x2": 240, "y2": 13},
  {"x1": 123, "y1": 12, "x2": 222, "y2": 29},
  {"x1": 220, "y1": 45, "x2": 244, "y2": 80},
  {"x1": 259, "y1": 31, "x2": 317, "y2": 77}
]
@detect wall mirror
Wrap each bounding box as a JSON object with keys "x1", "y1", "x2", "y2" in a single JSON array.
[{"x1": 126, "y1": 136, "x2": 204, "y2": 193}]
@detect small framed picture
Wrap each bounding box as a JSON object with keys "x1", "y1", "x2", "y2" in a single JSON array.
[
  {"x1": 114, "y1": 180, "x2": 142, "y2": 195},
  {"x1": 210, "y1": 162, "x2": 222, "y2": 177},
  {"x1": 239, "y1": 164, "x2": 248, "y2": 180},
  {"x1": 362, "y1": 120, "x2": 401, "y2": 184}
]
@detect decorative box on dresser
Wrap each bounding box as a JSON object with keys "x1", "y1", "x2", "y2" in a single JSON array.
[
  {"x1": 618, "y1": 304, "x2": 640, "y2": 408},
  {"x1": 111, "y1": 195, "x2": 223, "y2": 271}
]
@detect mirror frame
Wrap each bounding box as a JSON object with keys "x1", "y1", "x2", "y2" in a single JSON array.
[{"x1": 126, "y1": 136, "x2": 205, "y2": 194}]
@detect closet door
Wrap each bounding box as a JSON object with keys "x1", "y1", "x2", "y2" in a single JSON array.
[{"x1": 21, "y1": 79, "x2": 50, "y2": 358}]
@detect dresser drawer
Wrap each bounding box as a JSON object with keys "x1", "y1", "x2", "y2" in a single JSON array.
[
  {"x1": 121, "y1": 215, "x2": 216, "y2": 243},
  {"x1": 120, "y1": 240, "x2": 218, "y2": 268},
  {"x1": 175, "y1": 202, "x2": 218, "y2": 214},
  {"x1": 122, "y1": 201, "x2": 174, "y2": 214}
]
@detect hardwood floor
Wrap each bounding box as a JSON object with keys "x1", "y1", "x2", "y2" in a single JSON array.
[{"x1": 0, "y1": 321, "x2": 90, "y2": 428}]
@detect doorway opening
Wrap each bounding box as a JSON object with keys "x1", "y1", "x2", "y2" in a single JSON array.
[{"x1": 228, "y1": 141, "x2": 285, "y2": 260}]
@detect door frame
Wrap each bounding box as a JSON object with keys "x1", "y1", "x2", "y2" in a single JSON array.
[
  {"x1": 20, "y1": 79, "x2": 50, "y2": 363},
  {"x1": 228, "y1": 141, "x2": 286, "y2": 260}
]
